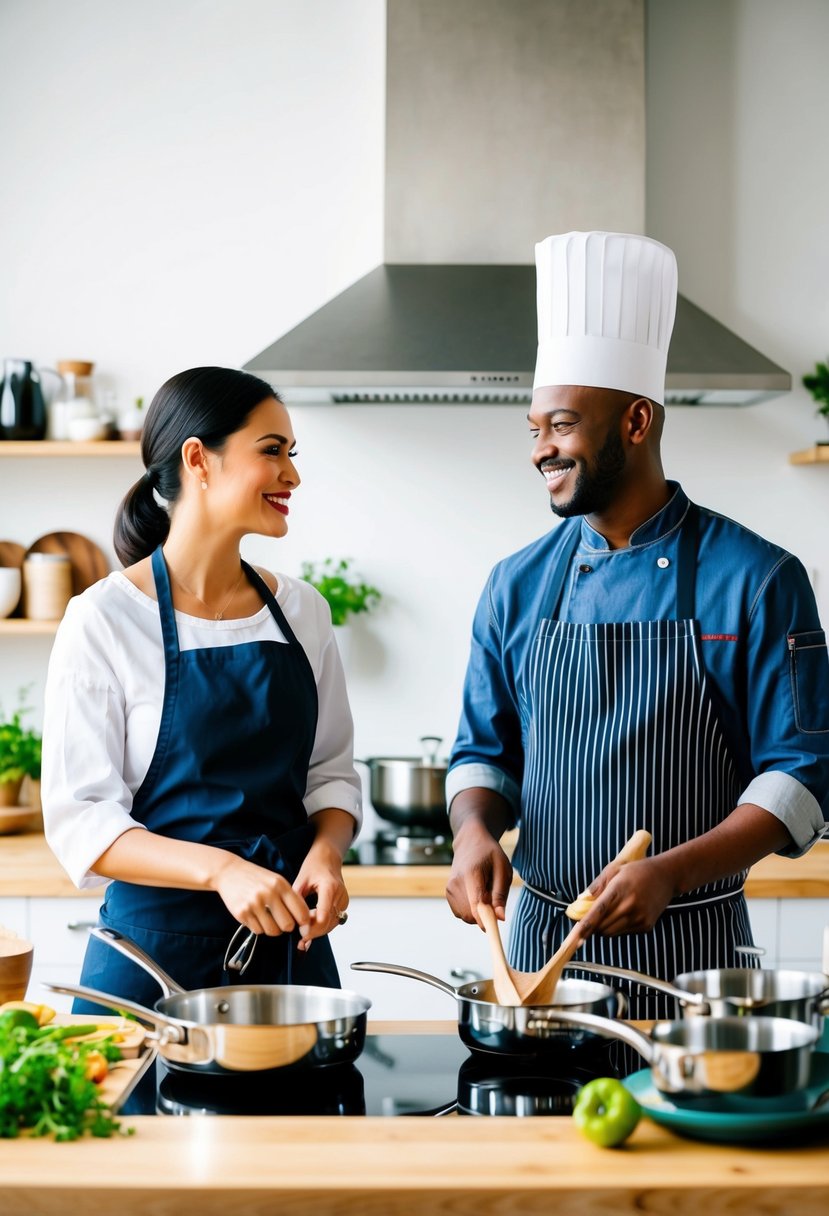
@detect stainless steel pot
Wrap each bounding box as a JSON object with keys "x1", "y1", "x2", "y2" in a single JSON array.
[
  {"x1": 567, "y1": 962, "x2": 829, "y2": 1031},
  {"x1": 47, "y1": 927, "x2": 371, "y2": 1075},
  {"x1": 351, "y1": 960, "x2": 625, "y2": 1054},
  {"x1": 360, "y1": 735, "x2": 449, "y2": 831},
  {"x1": 548, "y1": 1009, "x2": 819, "y2": 1106}
]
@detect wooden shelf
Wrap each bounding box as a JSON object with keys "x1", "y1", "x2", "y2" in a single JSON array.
[
  {"x1": 789, "y1": 444, "x2": 829, "y2": 464},
  {"x1": 0, "y1": 440, "x2": 140, "y2": 457},
  {"x1": 0, "y1": 619, "x2": 59, "y2": 635}
]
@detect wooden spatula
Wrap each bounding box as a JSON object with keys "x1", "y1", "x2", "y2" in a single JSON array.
[
  {"x1": 477, "y1": 902, "x2": 523, "y2": 1005},
  {"x1": 477, "y1": 829, "x2": 653, "y2": 1008},
  {"x1": 513, "y1": 920, "x2": 587, "y2": 1005},
  {"x1": 565, "y1": 829, "x2": 652, "y2": 920}
]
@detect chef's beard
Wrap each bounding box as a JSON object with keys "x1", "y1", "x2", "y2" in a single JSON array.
[{"x1": 548, "y1": 425, "x2": 627, "y2": 518}]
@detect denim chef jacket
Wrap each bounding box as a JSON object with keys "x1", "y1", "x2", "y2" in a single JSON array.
[{"x1": 447, "y1": 483, "x2": 829, "y2": 857}]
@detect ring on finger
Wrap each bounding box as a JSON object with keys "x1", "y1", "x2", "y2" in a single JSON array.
[{"x1": 335, "y1": 909, "x2": 348, "y2": 925}]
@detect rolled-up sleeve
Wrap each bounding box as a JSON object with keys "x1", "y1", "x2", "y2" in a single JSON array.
[
  {"x1": 739, "y1": 555, "x2": 829, "y2": 856},
  {"x1": 447, "y1": 571, "x2": 523, "y2": 821},
  {"x1": 302, "y1": 607, "x2": 362, "y2": 835}
]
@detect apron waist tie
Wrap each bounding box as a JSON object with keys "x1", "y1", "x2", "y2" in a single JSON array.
[{"x1": 520, "y1": 877, "x2": 745, "y2": 912}]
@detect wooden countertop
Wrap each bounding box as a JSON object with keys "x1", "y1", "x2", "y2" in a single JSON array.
[
  {"x1": 1, "y1": 832, "x2": 827, "y2": 898},
  {"x1": 0, "y1": 1020, "x2": 827, "y2": 1216}
]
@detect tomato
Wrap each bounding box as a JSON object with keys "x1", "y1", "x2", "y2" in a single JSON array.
[
  {"x1": 84, "y1": 1050, "x2": 109, "y2": 1084},
  {"x1": 572, "y1": 1077, "x2": 642, "y2": 1147}
]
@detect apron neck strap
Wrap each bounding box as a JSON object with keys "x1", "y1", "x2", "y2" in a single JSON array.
[
  {"x1": 151, "y1": 545, "x2": 182, "y2": 660},
  {"x1": 675, "y1": 502, "x2": 698, "y2": 620}
]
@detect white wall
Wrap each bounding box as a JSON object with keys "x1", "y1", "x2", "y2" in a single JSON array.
[{"x1": 1, "y1": 2, "x2": 827, "y2": 840}]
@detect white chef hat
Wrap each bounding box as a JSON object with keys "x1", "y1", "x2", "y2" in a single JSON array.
[{"x1": 533, "y1": 231, "x2": 678, "y2": 405}]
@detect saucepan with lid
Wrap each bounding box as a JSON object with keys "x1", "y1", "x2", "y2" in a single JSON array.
[
  {"x1": 47, "y1": 927, "x2": 371, "y2": 1075},
  {"x1": 351, "y1": 960, "x2": 625, "y2": 1054},
  {"x1": 545, "y1": 1009, "x2": 819, "y2": 1107},
  {"x1": 565, "y1": 961, "x2": 829, "y2": 1032}
]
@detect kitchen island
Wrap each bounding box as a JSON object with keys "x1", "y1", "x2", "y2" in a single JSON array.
[{"x1": 1, "y1": 1021, "x2": 827, "y2": 1216}]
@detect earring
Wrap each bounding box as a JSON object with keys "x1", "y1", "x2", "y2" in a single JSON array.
[{"x1": 200, "y1": 480, "x2": 208, "y2": 491}]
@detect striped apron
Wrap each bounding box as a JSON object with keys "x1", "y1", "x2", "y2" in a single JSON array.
[{"x1": 509, "y1": 506, "x2": 756, "y2": 1019}]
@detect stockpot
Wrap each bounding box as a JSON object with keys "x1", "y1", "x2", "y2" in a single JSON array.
[
  {"x1": 351, "y1": 961, "x2": 625, "y2": 1055},
  {"x1": 547, "y1": 1009, "x2": 819, "y2": 1106},
  {"x1": 47, "y1": 927, "x2": 371, "y2": 1075},
  {"x1": 359, "y1": 735, "x2": 449, "y2": 831},
  {"x1": 567, "y1": 961, "x2": 829, "y2": 1032}
]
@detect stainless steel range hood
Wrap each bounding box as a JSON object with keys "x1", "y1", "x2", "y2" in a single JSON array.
[
  {"x1": 245, "y1": 263, "x2": 791, "y2": 406},
  {"x1": 245, "y1": 1, "x2": 790, "y2": 407}
]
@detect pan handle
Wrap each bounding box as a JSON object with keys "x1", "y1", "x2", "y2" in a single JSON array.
[
  {"x1": 43, "y1": 981, "x2": 187, "y2": 1045},
  {"x1": 564, "y1": 960, "x2": 708, "y2": 1009},
  {"x1": 539, "y1": 1008, "x2": 656, "y2": 1063},
  {"x1": 351, "y1": 960, "x2": 459, "y2": 999},
  {"x1": 90, "y1": 926, "x2": 186, "y2": 998}
]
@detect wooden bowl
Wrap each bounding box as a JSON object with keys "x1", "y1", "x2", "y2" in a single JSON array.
[
  {"x1": 0, "y1": 937, "x2": 34, "y2": 1003},
  {"x1": 0, "y1": 806, "x2": 43, "y2": 835}
]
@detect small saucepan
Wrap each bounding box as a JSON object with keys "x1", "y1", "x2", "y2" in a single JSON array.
[
  {"x1": 351, "y1": 960, "x2": 625, "y2": 1055},
  {"x1": 47, "y1": 928, "x2": 371, "y2": 1075},
  {"x1": 567, "y1": 962, "x2": 829, "y2": 1032},
  {"x1": 546, "y1": 1009, "x2": 819, "y2": 1107}
]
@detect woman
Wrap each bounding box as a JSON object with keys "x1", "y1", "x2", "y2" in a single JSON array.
[{"x1": 42, "y1": 367, "x2": 361, "y2": 1008}]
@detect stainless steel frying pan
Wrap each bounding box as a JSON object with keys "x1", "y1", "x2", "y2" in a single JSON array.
[
  {"x1": 546, "y1": 1009, "x2": 819, "y2": 1106},
  {"x1": 47, "y1": 927, "x2": 370, "y2": 1074},
  {"x1": 566, "y1": 961, "x2": 829, "y2": 1031},
  {"x1": 351, "y1": 960, "x2": 625, "y2": 1054}
]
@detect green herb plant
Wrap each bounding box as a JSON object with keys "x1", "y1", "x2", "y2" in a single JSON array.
[
  {"x1": 802, "y1": 360, "x2": 829, "y2": 422},
  {"x1": 0, "y1": 691, "x2": 42, "y2": 786},
  {"x1": 300, "y1": 558, "x2": 382, "y2": 627},
  {"x1": 0, "y1": 1013, "x2": 129, "y2": 1140}
]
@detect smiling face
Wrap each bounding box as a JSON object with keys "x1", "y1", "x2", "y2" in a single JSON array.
[
  {"x1": 529, "y1": 385, "x2": 631, "y2": 518},
  {"x1": 202, "y1": 396, "x2": 300, "y2": 539}
]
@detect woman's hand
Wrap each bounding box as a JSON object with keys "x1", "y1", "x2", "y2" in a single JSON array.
[
  {"x1": 292, "y1": 835, "x2": 350, "y2": 950},
  {"x1": 210, "y1": 852, "x2": 312, "y2": 939},
  {"x1": 578, "y1": 855, "x2": 679, "y2": 938}
]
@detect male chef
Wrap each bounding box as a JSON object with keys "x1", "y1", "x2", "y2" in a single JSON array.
[{"x1": 445, "y1": 230, "x2": 829, "y2": 1016}]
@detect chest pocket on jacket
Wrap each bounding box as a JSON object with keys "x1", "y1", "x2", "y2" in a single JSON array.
[{"x1": 788, "y1": 630, "x2": 829, "y2": 734}]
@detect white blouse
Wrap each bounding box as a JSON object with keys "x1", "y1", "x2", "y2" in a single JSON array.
[{"x1": 42, "y1": 570, "x2": 362, "y2": 890}]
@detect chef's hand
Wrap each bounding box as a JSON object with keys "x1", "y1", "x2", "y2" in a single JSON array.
[
  {"x1": 577, "y1": 856, "x2": 677, "y2": 938},
  {"x1": 446, "y1": 818, "x2": 513, "y2": 925},
  {"x1": 293, "y1": 836, "x2": 350, "y2": 951},
  {"x1": 211, "y1": 853, "x2": 313, "y2": 940}
]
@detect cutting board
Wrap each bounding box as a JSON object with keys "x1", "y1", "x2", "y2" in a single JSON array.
[{"x1": 50, "y1": 1014, "x2": 152, "y2": 1111}]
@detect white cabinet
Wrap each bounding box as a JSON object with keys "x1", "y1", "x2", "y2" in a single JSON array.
[
  {"x1": 0, "y1": 896, "x2": 102, "y2": 1012},
  {"x1": 330, "y1": 897, "x2": 516, "y2": 1019}
]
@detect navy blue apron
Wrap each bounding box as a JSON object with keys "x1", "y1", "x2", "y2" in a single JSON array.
[
  {"x1": 510, "y1": 505, "x2": 756, "y2": 1020},
  {"x1": 74, "y1": 545, "x2": 339, "y2": 1015}
]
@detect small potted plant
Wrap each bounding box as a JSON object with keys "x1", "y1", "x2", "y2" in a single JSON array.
[
  {"x1": 300, "y1": 558, "x2": 382, "y2": 665},
  {"x1": 0, "y1": 696, "x2": 41, "y2": 809},
  {"x1": 802, "y1": 360, "x2": 829, "y2": 443}
]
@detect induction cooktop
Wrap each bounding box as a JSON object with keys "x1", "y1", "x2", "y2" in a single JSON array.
[{"x1": 122, "y1": 1033, "x2": 621, "y2": 1118}]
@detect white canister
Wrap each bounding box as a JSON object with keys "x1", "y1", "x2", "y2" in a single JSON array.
[
  {"x1": 0, "y1": 567, "x2": 22, "y2": 618},
  {"x1": 23, "y1": 553, "x2": 73, "y2": 620}
]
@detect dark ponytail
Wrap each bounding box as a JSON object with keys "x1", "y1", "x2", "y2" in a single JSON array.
[{"x1": 114, "y1": 367, "x2": 279, "y2": 567}]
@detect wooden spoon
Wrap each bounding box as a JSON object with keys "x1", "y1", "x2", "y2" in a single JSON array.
[
  {"x1": 565, "y1": 829, "x2": 653, "y2": 920},
  {"x1": 477, "y1": 829, "x2": 654, "y2": 1008},
  {"x1": 477, "y1": 902, "x2": 522, "y2": 1005}
]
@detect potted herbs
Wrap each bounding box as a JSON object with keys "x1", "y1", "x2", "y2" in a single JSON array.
[
  {"x1": 0, "y1": 695, "x2": 42, "y2": 809},
  {"x1": 802, "y1": 360, "x2": 829, "y2": 443},
  {"x1": 300, "y1": 558, "x2": 381, "y2": 666},
  {"x1": 299, "y1": 558, "x2": 381, "y2": 626}
]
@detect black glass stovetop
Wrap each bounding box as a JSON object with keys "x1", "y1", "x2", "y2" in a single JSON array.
[{"x1": 123, "y1": 1034, "x2": 621, "y2": 1118}]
